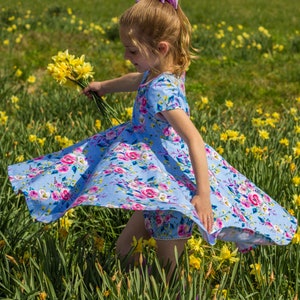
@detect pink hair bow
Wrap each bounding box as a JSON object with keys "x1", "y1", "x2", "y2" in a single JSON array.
[
  {"x1": 160, "y1": 0, "x2": 178, "y2": 9},
  {"x1": 136, "y1": 0, "x2": 178, "y2": 9}
]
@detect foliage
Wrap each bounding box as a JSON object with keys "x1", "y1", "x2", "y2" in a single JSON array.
[{"x1": 0, "y1": 0, "x2": 300, "y2": 299}]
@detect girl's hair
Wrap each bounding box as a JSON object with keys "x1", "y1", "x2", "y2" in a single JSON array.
[{"x1": 119, "y1": 0, "x2": 195, "y2": 76}]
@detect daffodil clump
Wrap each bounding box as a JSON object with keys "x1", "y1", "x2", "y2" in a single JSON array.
[{"x1": 47, "y1": 50, "x2": 119, "y2": 123}]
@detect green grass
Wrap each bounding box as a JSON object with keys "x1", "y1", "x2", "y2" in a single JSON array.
[{"x1": 1, "y1": 0, "x2": 300, "y2": 299}]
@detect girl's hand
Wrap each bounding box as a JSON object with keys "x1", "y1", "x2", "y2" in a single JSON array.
[
  {"x1": 82, "y1": 82, "x2": 106, "y2": 98},
  {"x1": 191, "y1": 194, "x2": 214, "y2": 233}
]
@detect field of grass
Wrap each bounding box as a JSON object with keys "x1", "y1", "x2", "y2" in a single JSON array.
[{"x1": 1, "y1": 0, "x2": 300, "y2": 299}]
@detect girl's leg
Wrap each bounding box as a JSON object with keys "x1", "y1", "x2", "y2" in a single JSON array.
[
  {"x1": 155, "y1": 238, "x2": 189, "y2": 281},
  {"x1": 116, "y1": 211, "x2": 150, "y2": 264}
]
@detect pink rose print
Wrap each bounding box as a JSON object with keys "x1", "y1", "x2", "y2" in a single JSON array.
[
  {"x1": 163, "y1": 127, "x2": 172, "y2": 136},
  {"x1": 29, "y1": 190, "x2": 39, "y2": 200},
  {"x1": 61, "y1": 154, "x2": 77, "y2": 165},
  {"x1": 248, "y1": 192, "x2": 262, "y2": 206},
  {"x1": 131, "y1": 203, "x2": 146, "y2": 210},
  {"x1": 155, "y1": 215, "x2": 163, "y2": 227},
  {"x1": 178, "y1": 224, "x2": 188, "y2": 236},
  {"x1": 52, "y1": 190, "x2": 61, "y2": 201},
  {"x1": 106, "y1": 130, "x2": 117, "y2": 140},
  {"x1": 141, "y1": 187, "x2": 159, "y2": 198},
  {"x1": 72, "y1": 194, "x2": 88, "y2": 206},
  {"x1": 60, "y1": 189, "x2": 71, "y2": 200},
  {"x1": 158, "y1": 183, "x2": 168, "y2": 191},
  {"x1": 240, "y1": 196, "x2": 251, "y2": 208},
  {"x1": 88, "y1": 186, "x2": 99, "y2": 194},
  {"x1": 125, "y1": 150, "x2": 141, "y2": 160},
  {"x1": 56, "y1": 164, "x2": 69, "y2": 173},
  {"x1": 114, "y1": 167, "x2": 126, "y2": 174},
  {"x1": 132, "y1": 191, "x2": 147, "y2": 200},
  {"x1": 263, "y1": 194, "x2": 272, "y2": 203},
  {"x1": 216, "y1": 218, "x2": 223, "y2": 229}
]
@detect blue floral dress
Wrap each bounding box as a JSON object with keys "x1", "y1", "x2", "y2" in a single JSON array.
[{"x1": 8, "y1": 72, "x2": 297, "y2": 252}]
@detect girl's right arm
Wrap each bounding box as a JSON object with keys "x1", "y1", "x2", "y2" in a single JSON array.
[{"x1": 83, "y1": 72, "x2": 143, "y2": 97}]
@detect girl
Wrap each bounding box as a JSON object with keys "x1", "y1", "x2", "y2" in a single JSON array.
[{"x1": 8, "y1": 0, "x2": 297, "y2": 278}]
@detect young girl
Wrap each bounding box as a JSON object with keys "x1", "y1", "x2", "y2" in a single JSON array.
[{"x1": 8, "y1": 0, "x2": 297, "y2": 277}]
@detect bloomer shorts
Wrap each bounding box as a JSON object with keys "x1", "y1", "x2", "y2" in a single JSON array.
[{"x1": 143, "y1": 210, "x2": 194, "y2": 240}]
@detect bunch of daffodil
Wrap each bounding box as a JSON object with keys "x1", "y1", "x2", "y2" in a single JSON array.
[{"x1": 47, "y1": 50, "x2": 119, "y2": 123}]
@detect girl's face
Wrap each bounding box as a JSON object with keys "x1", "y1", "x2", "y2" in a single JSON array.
[{"x1": 120, "y1": 27, "x2": 159, "y2": 73}]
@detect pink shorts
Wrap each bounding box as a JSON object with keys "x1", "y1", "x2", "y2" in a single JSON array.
[{"x1": 143, "y1": 210, "x2": 194, "y2": 240}]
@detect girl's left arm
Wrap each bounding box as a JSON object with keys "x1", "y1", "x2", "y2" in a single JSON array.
[{"x1": 160, "y1": 108, "x2": 213, "y2": 232}]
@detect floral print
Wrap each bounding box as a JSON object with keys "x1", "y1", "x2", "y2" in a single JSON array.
[{"x1": 8, "y1": 71, "x2": 297, "y2": 252}]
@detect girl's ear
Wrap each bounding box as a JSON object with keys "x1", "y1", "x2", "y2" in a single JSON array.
[{"x1": 158, "y1": 41, "x2": 170, "y2": 56}]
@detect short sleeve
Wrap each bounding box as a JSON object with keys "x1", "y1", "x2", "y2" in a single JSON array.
[{"x1": 146, "y1": 74, "x2": 188, "y2": 115}]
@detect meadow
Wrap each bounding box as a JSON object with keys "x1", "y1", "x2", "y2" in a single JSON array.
[{"x1": 0, "y1": 0, "x2": 300, "y2": 299}]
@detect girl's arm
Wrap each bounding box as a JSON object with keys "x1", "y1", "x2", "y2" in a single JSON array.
[
  {"x1": 83, "y1": 72, "x2": 143, "y2": 97},
  {"x1": 160, "y1": 108, "x2": 213, "y2": 232}
]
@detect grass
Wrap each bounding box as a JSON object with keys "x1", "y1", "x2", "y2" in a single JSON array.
[{"x1": 0, "y1": 0, "x2": 300, "y2": 299}]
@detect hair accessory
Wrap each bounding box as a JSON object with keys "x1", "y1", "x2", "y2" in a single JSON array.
[
  {"x1": 160, "y1": 0, "x2": 178, "y2": 9},
  {"x1": 136, "y1": 0, "x2": 178, "y2": 10}
]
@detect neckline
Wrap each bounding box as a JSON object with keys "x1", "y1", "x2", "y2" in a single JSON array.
[{"x1": 139, "y1": 71, "x2": 174, "y2": 87}]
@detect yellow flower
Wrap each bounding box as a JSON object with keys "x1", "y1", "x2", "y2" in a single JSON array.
[
  {"x1": 3, "y1": 39, "x2": 10, "y2": 45},
  {"x1": 29, "y1": 134, "x2": 37, "y2": 142},
  {"x1": 111, "y1": 118, "x2": 119, "y2": 126},
  {"x1": 256, "y1": 107, "x2": 263, "y2": 115},
  {"x1": 258, "y1": 129, "x2": 269, "y2": 140},
  {"x1": 60, "y1": 216, "x2": 73, "y2": 231},
  {"x1": 225, "y1": 100, "x2": 233, "y2": 108},
  {"x1": 187, "y1": 236, "x2": 204, "y2": 257},
  {"x1": 250, "y1": 263, "x2": 265, "y2": 283},
  {"x1": 27, "y1": 75, "x2": 36, "y2": 83},
  {"x1": 220, "y1": 133, "x2": 228, "y2": 141},
  {"x1": 252, "y1": 118, "x2": 264, "y2": 127},
  {"x1": 216, "y1": 146, "x2": 224, "y2": 154},
  {"x1": 15, "y1": 69, "x2": 23, "y2": 77},
  {"x1": 212, "y1": 123, "x2": 220, "y2": 131},
  {"x1": 290, "y1": 107, "x2": 297, "y2": 116},
  {"x1": 16, "y1": 155, "x2": 24, "y2": 162},
  {"x1": 201, "y1": 96, "x2": 209, "y2": 104},
  {"x1": 212, "y1": 244, "x2": 239, "y2": 268},
  {"x1": 0, "y1": 111, "x2": 8, "y2": 125},
  {"x1": 103, "y1": 290, "x2": 110, "y2": 297},
  {"x1": 46, "y1": 122, "x2": 57, "y2": 135},
  {"x1": 292, "y1": 176, "x2": 300, "y2": 186},
  {"x1": 55, "y1": 135, "x2": 74, "y2": 147},
  {"x1": 292, "y1": 227, "x2": 300, "y2": 244},
  {"x1": 294, "y1": 125, "x2": 300, "y2": 134},
  {"x1": 37, "y1": 138, "x2": 46, "y2": 147},
  {"x1": 189, "y1": 254, "x2": 201, "y2": 270},
  {"x1": 38, "y1": 291, "x2": 47, "y2": 300},
  {"x1": 279, "y1": 138, "x2": 289, "y2": 146},
  {"x1": 293, "y1": 194, "x2": 300, "y2": 207},
  {"x1": 95, "y1": 119, "x2": 101, "y2": 130},
  {"x1": 131, "y1": 236, "x2": 143, "y2": 254},
  {"x1": 293, "y1": 142, "x2": 300, "y2": 157},
  {"x1": 0, "y1": 240, "x2": 6, "y2": 248},
  {"x1": 143, "y1": 237, "x2": 157, "y2": 249},
  {"x1": 11, "y1": 95, "x2": 19, "y2": 103}
]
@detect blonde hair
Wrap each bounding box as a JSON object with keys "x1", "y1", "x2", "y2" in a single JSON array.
[{"x1": 119, "y1": 0, "x2": 195, "y2": 76}]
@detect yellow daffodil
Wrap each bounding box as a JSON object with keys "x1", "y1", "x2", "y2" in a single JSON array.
[
  {"x1": 258, "y1": 129, "x2": 269, "y2": 140},
  {"x1": 293, "y1": 194, "x2": 300, "y2": 207},
  {"x1": 279, "y1": 138, "x2": 289, "y2": 146},
  {"x1": 131, "y1": 236, "x2": 144, "y2": 254},
  {"x1": 189, "y1": 254, "x2": 201, "y2": 270},
  {"x1": 213, "y1": 244, "x2": 239, "y2": 268},
  {"x1": 292, "y1": 227, "x2": 300, "y2": 244}
]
